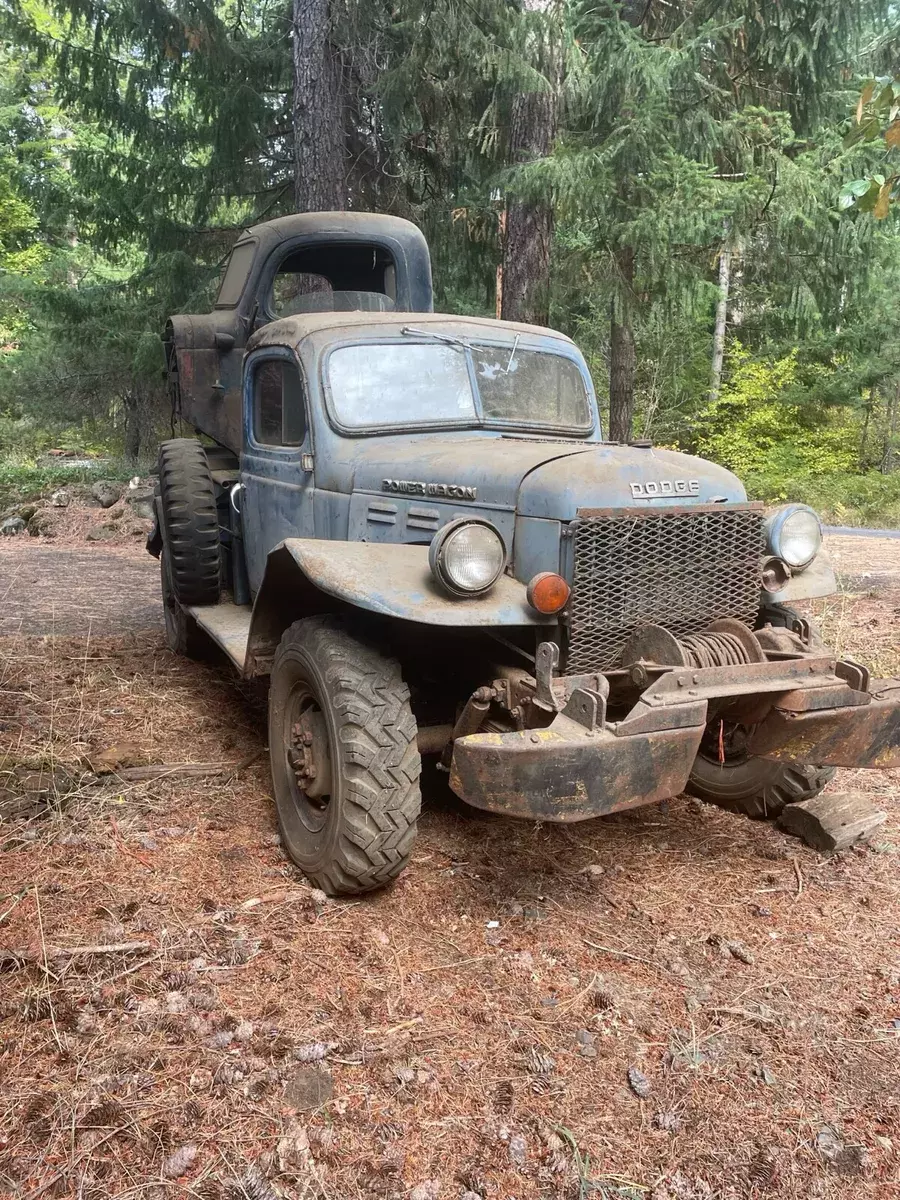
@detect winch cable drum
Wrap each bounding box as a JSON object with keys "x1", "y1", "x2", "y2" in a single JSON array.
[
  {"x1": 679, "y1": 629, "x2": 757, "y2": 668},
  {"x1": 621, "y1": 618, "x2": 767, "y2": 673}
]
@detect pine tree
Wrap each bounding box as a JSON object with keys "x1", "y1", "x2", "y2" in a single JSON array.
[{"x1": 544, "y1": 0, "x2": 877, "y2": 441}]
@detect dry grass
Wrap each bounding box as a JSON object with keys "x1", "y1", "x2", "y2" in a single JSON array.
[{"x1": 0, "y1": 529, "x2": 898, "y2": 1199}]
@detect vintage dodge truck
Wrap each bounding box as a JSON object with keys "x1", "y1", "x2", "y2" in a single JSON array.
[{"x1": 151, "y1": 211, "x2": 900, "y2": 894}]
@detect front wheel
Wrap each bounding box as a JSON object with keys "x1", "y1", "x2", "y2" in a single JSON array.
[
  {"x1": 687, "y1": 721, "x2": 835, "y2": 819},
  {"x1": 268, "y1": 616, "x2": 422, "y2": 895}
]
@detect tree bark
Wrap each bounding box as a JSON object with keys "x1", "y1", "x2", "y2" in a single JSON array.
[
  {"x1": 292, "y1": 0, "x2": 345, "y2": 212},
  {"x1": 123, "y1": 390, "x2": 141, "y2": 463},
  {"x1": 500, "y1": 88, "x2": 557, "y2": 326},
  {"x1": 608, "y1": 246, "x2": 636, "y2": 443},
  {"x1": 709, "y1": 238, "x2": 731, "y2": 402}
]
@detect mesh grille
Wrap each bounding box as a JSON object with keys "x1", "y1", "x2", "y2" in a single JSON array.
[{"x1": 566, "y1": 506, "x2": 765, "y2": 673}]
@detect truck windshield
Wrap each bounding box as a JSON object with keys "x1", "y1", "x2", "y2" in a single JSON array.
[{"x1": 327, "y1": 341, "x2": 592, "y2": 432}]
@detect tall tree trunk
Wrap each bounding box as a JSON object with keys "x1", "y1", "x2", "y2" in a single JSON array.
[
  {"x1": 123, "y1": 390, "x2": 141, "y2": 464},
  {"x1": 500, "y1": 88, "x2": 557, "y2": 326},
  {"x1": 710, "y1": 238, "x2": 732, "y2": 402},
  {"x1": 608, "y1": 246, "x2": 635, "y2": 443},
  {"x1": 292, "y1": 0, "x2": 345, "y2": 212}
]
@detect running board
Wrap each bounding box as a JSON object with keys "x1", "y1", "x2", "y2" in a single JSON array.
[{"x1": 187, "y1": 602, "x2": 252, "y2": 671}]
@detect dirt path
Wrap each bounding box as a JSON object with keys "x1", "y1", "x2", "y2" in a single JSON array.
[
  {"x1": 1, "y1": 527, "x2": 898, "y2": 1199},
  {"x1": 0, "y1": 542, "x2": 161, "y2": 637}
]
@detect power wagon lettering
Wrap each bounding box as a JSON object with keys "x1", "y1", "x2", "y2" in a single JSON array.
[
  {"x1": 631, "y1": 479, "x2": 700, "y2": 499},
  {"x1": 382, "y1": 479, "x2": 477, "y2": 500}
]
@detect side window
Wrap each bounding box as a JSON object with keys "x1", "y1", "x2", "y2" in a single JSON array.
[
  {"x1": 215, "y1": 239, "x2": 256, "y2": 307},
  {"x1": 252, "y1": 358, "x2": 307, "y2": 447}
]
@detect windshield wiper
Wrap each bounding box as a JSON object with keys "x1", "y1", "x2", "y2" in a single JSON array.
[
  {"x1": 400, "y1": 325, "x2": 472, "y2": 351},
  {"x1": 401, "y1": 325, "x2": 523, "y2": 368}
]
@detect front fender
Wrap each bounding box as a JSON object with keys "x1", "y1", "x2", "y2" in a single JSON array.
[
  {"x1": 279, "y1": 539, "x2": 549, "y2": 625},
  {"x1": 764, "y1": 550, "x2": 837, "y2": 605},
  {"x1": 244, "y1": 539, "x2": 552, "y2": 674}
]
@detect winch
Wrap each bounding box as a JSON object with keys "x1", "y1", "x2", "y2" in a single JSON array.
[{"x1": 621, "y1": 617, "x2": 767, "y2": 673}]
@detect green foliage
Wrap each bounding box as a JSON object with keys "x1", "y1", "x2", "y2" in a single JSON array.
[
  {"x1": 749, "y1": 469, "x2": 900, "y2": 527},
  {"x1": 0, "y1": 0, "x2": 897, "y2": 524},
  {"x1": 0, "y1": 454, "x2": 137, "y2": 512},
  {"x1": 695, "y1": 345, "x2": 859, "y2": 479}
]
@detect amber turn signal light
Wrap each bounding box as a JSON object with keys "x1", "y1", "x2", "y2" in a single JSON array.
[{"x1": 527, "y1": 572, "x2": 570, "y2": 614}]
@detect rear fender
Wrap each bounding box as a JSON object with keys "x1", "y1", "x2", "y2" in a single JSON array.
[{"x1": 244, "y1": 538, "x2": 552, "y2": 675}]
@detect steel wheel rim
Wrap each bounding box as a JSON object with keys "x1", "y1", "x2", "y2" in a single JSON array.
[{"x1": 283, "y1": 680, "x2": 334, "y2": 834}]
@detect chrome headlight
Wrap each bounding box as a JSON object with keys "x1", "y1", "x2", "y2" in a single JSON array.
[
  {"x1": 429, "y1": 519, "x2": 507, "y2": 597},
  {"x1": 766, "y1": 504, "x2": 823, "y2": 570}
]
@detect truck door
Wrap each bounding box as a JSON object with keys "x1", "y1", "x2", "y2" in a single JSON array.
[{"x1": 240, "y1": 348, "x2": 316, "y2": 595}]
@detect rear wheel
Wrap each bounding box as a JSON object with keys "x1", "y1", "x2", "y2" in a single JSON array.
[
  {"x1": 687, "y1": 721, "x2": 835, "y2": 819},
  {"x1": 269, "y1": 616, "x2": 422, "y2": 895},
  {"x1": 157, "y1": 439, "x2": 220, "y2": 606}
]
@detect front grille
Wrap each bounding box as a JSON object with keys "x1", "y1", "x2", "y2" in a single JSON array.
[{"x1": 565, "y1": 505, "x2": 765, "y2": 672}]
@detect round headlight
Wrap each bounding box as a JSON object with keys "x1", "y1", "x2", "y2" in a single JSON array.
[
  {"x1": 766, "y1": 504, "x2": 822, "y2": 570},
  {"x1": 429, "y1": 519, "x2": 507, "y2": 597}
]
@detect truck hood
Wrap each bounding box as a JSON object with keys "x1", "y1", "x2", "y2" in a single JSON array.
[
  {"x1": 347, "y1": 435, "x2": 745, "y2": 517},
  {"x1": 516, "y1": 443, "x2": 746, "y2": 518}
]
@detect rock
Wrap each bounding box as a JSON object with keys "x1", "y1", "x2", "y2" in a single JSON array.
[
  {"x1": 814, "y1": 1125, "x2": 867, "y2": 1175},
  {"x1": 0, "y1": 765, "x2": 78, "y2": 819},
  {"x1": 627, "y1": 1066, "x2": 651, "y2": 1098},
  {"x1": 409, "y1": 1183, "x2": 441, "y2": 1200},
  {"x1": 575, "y1": 1029, "x2": 597, "y2": 1058},
  {"x1": 508, "y1": 1133, "x2": 527, "y2": 1165},
  {"x1": 282, "y1": 1064, "x2": 333, "y2": 1111},
  {"x1": 91, "y1": 480, "x2": 124, "y2": 509},
  {"x1": 86, "y1": 523, "x2": 118, "y2": 542},
  {"x1": 779, "y1": 792, "x2": 888, "y2": 852},
  {"x1": 90, "y1": 742, "x2": 146, "y2": 774},
  {"x1": 126, "y1": 488, "x2": 155, "y2": 519},
  {"x1": 161, "y1": 1144, "x2": 198, "y2": 1179},
  {"x1": 0, "y1": 516, "x2": 26, "y2": 536},
  {"x1": 27, "y1": 511, "x2": 53, "y2": 537},
  {"x1": 50, "y1": 490, "x2": 70, "y2": 507}
]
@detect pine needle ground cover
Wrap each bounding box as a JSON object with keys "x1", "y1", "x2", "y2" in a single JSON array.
[{"x1": 0, "y1": 527, "x2": 898, "y2": 1199}]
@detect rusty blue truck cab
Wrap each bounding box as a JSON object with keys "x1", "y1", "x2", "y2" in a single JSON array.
[{"x1": 150, "y1": 214, "x2": 900, "y2": 895}]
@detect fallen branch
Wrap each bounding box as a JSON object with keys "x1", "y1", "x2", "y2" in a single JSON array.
[
  {"x1": 111, "y1": 752, "x2": 263, "y2": 782},
  {"x1": 50, "y1": 940, "x2": 153, "y2": 958},
  {"x1": 2, "y1": 941, "x2": 153, "y2": 969},
  {"x1": 583, "y1": 939, "x2": 678, "y2": 974}
]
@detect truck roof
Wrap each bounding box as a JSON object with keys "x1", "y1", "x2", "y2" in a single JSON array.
[{"x1": 248, "y1": 310, "x2": 578, "y2": 354}]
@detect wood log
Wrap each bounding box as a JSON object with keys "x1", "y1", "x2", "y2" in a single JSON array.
[{"x1": 778, "y1": 792, "x2": 887, "y2": 852}]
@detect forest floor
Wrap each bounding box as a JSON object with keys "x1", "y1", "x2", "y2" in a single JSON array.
[{"x1": 0, "y1": 509, "x2": 899, "y2": 1200}]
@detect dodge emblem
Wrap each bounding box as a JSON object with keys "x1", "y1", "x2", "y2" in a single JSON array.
[{"x1": 631, "y1": 479, "x2": 700, "y2": 499}]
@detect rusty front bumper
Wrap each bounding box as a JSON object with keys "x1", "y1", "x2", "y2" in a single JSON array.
[{"x1": 448, "y1": 660, "x2": 900, "y2": 823}]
